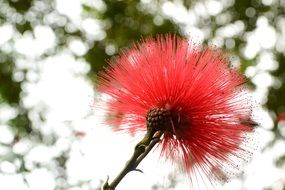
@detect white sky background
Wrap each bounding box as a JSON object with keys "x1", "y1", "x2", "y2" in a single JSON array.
[{"x1": 0, "y1": 0, "x2": 285, "y2": 189}]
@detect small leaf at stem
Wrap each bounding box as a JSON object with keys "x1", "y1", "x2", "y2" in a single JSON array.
[
  {"x1": 133, "y1": 168, "x2": 144, "y2": 173},
  {"x1": 103, "y1": 176, "x2": 110, "y2": 190}
]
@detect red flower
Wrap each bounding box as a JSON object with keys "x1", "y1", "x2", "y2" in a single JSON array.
[
  {"x1": 277, "y1": 113, "x2": 285, "y2": 122},
  {"x1": 97, "y1": 35, "x2": 255, "y2": 188}
]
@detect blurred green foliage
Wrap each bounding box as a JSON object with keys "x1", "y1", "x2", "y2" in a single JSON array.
[{"x1": 84, "y1": 0, "x2": 177, "y2": 74}]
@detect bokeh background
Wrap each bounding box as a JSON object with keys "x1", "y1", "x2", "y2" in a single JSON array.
[{"x1": 0, "y1": 0, "x2": 285, "y2": 189}]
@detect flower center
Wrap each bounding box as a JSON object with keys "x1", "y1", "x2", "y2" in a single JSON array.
[{"x1": 146, "y1": 107, "x2": 170, "y2": 131}]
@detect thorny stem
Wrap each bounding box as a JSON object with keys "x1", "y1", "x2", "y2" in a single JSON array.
[{"x1": 102, "y1": 130, "x2": 164, "y2": 190}]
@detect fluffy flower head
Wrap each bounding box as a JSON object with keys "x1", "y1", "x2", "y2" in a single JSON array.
[{"x1": 97, "y1": 35, "x2": 256, "y2": 188}]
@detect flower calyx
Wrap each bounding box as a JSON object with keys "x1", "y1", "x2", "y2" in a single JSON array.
[{"x1": 146, "y1": 107, "x2": 171, "y2": 132}]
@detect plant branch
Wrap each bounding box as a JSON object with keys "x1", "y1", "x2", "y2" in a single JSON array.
[
  {"x1": 135, "y1": 131, "x2": 163, "y2": 166},
  {"x1": 103, "y1": 130, "x2": 163, "y2": 190}
]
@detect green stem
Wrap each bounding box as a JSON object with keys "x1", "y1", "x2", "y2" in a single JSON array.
[{"x1": 103, "y1": 130, "x2": 163, "y2": 190}]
